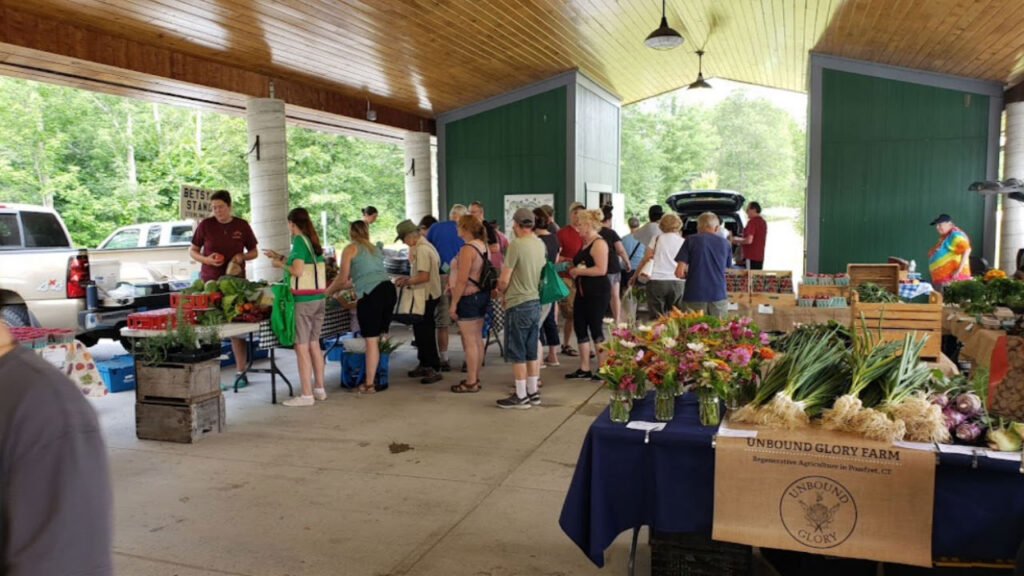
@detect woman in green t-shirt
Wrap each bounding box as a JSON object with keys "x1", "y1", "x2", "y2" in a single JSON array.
[{"x1": 264, "y1": 208, "x2": 326, "y2": 407}]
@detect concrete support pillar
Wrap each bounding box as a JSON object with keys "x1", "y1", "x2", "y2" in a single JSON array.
[
  {"x1": 404, "y1": 132, "x2": 433, "y2": 221},
  {"x1": 246, "y1": 98, "x2": 290, "y2": 283},
  {"x1": 1002, "y1": 102, "x2": 1024, "y2": 273}
]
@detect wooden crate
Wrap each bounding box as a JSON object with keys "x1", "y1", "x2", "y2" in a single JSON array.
[
  {"x1": 848, "y1": 263, "x2": 900, "y2": 295},
  {"x1": 726, "y1": 291, "x2": 749, "y2": 305},
  {"x1": 136, "y1": 394, "x2": 225, "y2": 443},
  {"x1": 135, "y1": 359, "x2": 221, "y2": 404},
  {"x1": 750, "y1": 293, "x2": 797, "y2": 307},
  {"x1": 850, "y1": 291, "x2": 943, "y2": 359},
  {"x1": 797, "y1": 284, "x2": 850, "y2": 299}
]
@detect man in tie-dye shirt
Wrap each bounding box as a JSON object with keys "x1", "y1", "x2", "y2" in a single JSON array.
[{"x1": 927, "y1": 213, "x2": 972, "y2": 291}]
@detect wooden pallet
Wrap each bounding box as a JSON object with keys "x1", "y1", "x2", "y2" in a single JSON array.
[
  {"x1": 750, "y1": 293, "x2": 797, "y2": 307},
  {"x1": 850, "y1": 291, "x2": 943, "y2": 359},
  {"x1": 135, "y1": 359, "x2": 221, "y2": 404},
  {"x1": 797, "y1": 284, "x2": 850, "y2": 299},
  {"x1": 136, "y1": 394, "x2": 225, "y2": 443}
]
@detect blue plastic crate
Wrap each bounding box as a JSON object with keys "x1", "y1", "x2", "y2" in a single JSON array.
[
  {"x1": 97, "y1": 354, "x2": 136, "y2": 393},
  {"x1": 339, "y1": 351, "x2": 390, "y2": 389}
]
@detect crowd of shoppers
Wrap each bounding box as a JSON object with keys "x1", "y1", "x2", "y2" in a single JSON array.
[{"x1": 187, "y1": 195, "x2": 765, "y2": 409}]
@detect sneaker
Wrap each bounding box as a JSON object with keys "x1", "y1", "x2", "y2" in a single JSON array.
[
  {"x1": 565, "y1": 369, "x2": 594, "y2": 380},
  {"x1": 496, "y1": 393, "x2": 531, "y2": 410},
  {"x1": 408, "y1": 365, "x2": 429, "y2": 378},
  {"x1": 439, "y1": 360, "x2": 452, "y2": 372},
  {"x1": 543, "y1": 360, "x2": 561, "y2": 367},
  {"x1": 528, "y1": 392, "x2": 542, "y2": 405},
  {"x1": 313, "y1": 387, "x2": 328, "y2": 401},
  {"x1": 420, "y1": 369, "x2": 443, "y2": 384},
  {"x1": 283, "y1": 395, "x2": 315, "y2": 407}
]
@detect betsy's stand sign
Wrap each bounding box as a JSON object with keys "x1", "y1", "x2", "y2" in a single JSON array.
[
  {"x1": 713, "y1": 427, "x2": 935, "y2": 566},
  {"x1": 180, "y1": 186, "x2": 217, "y2": 220}
]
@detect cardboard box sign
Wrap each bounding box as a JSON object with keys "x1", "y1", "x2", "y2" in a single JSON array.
[
  {"x1": 713, "y1": 423, "x2": 935, "y2": 567},
  {"x1": 180, "y1": 185, "x2": 218, "y2": 221}
]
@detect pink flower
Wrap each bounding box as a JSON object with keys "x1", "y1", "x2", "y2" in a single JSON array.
[
  {"x1": 731, "y1": 346, "x2": 752, "y2": 367},
  {"x1": 634, "y1": 350, "x2": 645, "y2": 363},
  {"x1": 653, "y1": 324, "x2": 666, "y2": 337},
  {"x1": 688, "y1": 323, "x2": 710, "y2": 334},
  {"x1": 760, "y1": 332, "x2": 770, "y2": 345}
]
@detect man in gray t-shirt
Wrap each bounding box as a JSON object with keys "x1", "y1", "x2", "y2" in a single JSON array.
[{"x1": 0, "y1": 322, "x2": 112, "y2": 575}]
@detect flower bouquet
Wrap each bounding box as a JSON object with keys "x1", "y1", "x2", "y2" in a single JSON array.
[{"x1": 597, "y1": 328, "x2": 647, "y2": 423}]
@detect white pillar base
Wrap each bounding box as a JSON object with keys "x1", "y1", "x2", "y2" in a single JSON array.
[{"x1": 404, "y1": 132, "x2": 433, "y2": 221}]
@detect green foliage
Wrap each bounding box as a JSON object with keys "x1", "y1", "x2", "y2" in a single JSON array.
[
  {"x1": 0, "y1": 76, "x2": 403, "y2": 248},
  {"x1": 620, "y1": 90, "x2": 806, "y2": 228}
]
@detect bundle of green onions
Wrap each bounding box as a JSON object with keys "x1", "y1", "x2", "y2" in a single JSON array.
[{"x1": 733, "y1": 326, "x2": 849, "y2": 429}]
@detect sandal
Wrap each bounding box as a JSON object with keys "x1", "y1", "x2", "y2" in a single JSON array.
[
  {"x1": 451, "y1": 381, "x2": 481, "y2": 393},
  {"x1": 561, "y1": 345, "x2": 579, "y2": 357},
  {"x1": 356, "y1": 383, "x2": 376, "y2": 394}
]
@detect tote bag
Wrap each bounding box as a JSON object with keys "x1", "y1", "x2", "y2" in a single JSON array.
[
  {"x1": 539, "y1": 261, "x2": 570, "y2": 305},
  {"x1": 290, "y1": 235, "x2": 327, "y2": 295},
  {"x1": 270, "y1": 282, "x2": 295, "y2": 347},
  {"x1": 393, "y1": 284, "x2": 427, "y2": 325}
]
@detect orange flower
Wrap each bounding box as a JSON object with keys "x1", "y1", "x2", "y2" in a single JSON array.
[
  {"x1": 758, "y1": 347, "x2": 775, "y2": 360},
  {"x1": 984, "y1": 269, "x2": 1007, "y2": 282}
]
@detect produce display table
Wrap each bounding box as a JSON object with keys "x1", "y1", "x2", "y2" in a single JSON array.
[
  {"x1": 559, "y1": 392, "x2": 1024, "y2": 571},
  {"x1": 942, "y1": 311, "x2": 1005, "y2": 369}
]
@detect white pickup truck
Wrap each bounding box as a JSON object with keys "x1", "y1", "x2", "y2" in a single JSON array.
[
  {"x1": 0, "y1": 204, "x2": 178, "y2": 345},
  {"x1": 93, "y1": 220, "x2": 200, "y2": 283}
]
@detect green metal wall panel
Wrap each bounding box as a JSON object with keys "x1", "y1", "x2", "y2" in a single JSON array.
[
  {"x1": 445, "y1": 87, "x2": 567, "y2": 223},
  {"x1": 819, "y1": 69, "x2": 988, "y2": 278}
]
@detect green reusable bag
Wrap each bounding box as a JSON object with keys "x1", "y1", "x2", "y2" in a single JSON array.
[
  {"x1": 270, "y1": 281, "x2": 295, "y2": 347},
  {"x1": 539, "y1": 261, "x2": 570, "y2": 305}
]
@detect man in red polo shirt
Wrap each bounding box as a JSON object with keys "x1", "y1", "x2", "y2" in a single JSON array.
[
  {"x1": 556, "y1": 202, "x2": 585, "y2": 356},
  {"x1": 732, "y1": 201, "x2": 767, "y2": 270}
]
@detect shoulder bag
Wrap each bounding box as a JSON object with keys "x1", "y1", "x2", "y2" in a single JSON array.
[
  {"x1": 393, "y1": 283, "x2": 427, "y2": 325},
  {"x1": 539, "y1": 261, "x2": 570, "y2": 305},
  {"x1": 290, "y1": 235, "x2": 327, "y2": 295}
]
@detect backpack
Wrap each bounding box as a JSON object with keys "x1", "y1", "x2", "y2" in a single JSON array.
[{"x1": 468, "y1": 243, "x2": 498, "y2": 292}]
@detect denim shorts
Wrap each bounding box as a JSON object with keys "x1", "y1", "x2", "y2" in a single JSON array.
[
  {"x1": 456, "y1": 290, "x2": 490, "y2": 321},
  {"x1": 504, "y1": 300, "x2": 540, "y2": 363}
]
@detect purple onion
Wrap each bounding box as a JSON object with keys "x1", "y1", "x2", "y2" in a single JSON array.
[
  {"x1": 954, "y1": 393, "x2": 983, "y2": 417},
  {"x1": 943, "y1": 407, "x2": 966, "y2": 429},
  {"x1": 955, "y1": 420, "x2": 984, "y2": 443},
  {"x1": 930, "y1": 392, "x2": 950, "y2": 409}
]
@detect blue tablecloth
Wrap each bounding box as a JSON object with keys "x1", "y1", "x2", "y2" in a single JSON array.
[{"x1": 559, "y1": 392, "x2": 1024, "y2": 567}]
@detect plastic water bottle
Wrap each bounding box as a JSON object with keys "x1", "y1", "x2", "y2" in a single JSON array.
[{"x1": 909, "y1": 260, "x2": 917, "y2": 274}]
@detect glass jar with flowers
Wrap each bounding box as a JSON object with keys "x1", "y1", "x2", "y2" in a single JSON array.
[
  {"x1": 597, "y1": 328, "x2": 647, "y2": 423},
  {"x1": 697, "y1": 358, "x2": 732, "y2": 426}
]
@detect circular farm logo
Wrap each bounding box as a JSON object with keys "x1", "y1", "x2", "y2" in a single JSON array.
[{"x1": 779, "y1": 476, "x2": 858, "y2": 549}]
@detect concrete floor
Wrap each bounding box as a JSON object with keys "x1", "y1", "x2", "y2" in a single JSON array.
[{"x1": 88, "y1": 330, "x2": 652, "y2": 576}]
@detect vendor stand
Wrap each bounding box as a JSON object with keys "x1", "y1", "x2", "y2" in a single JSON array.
[
  {"x1": 120, "y1": 302, "x2": 351, "y2": 404},
  {"x1": 560, "y1": 393, "x2": 1024, "y2": 574}
]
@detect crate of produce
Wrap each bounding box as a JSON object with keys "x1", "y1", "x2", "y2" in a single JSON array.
[
  {"x1": 798, "y1": 297, "x2": 815, "y2": 307},
  {"x1": 135, "y1": 358, "x2": 221, "y2": 404},
  {"x1": 136, "y1": 393, "x2": 225, "y2": 443},
  {"x1": 848, "y1": 263, "x2": 900, "y2": 295},
  {"x1": 650, "y1": 531, "x2": 751, "y2": 576},
  {"x1": 725, "y1": 270, "x2": 748, "y2": 292},
  {"x1": 850, "y1": 290, "x2": 942, "y2": 359},
  {"x1": 97, "y1": 354, "x2": 136, "y2": 393},
  {"x1": 126, "y1": 308, "x2": 177, "y2": 330},
  {"x1": 170, "y1": 291, "x2": 222, "y2": 310},
  {"x1": 749, "y1": 270, "x2": 793, "y2": 294},
  {"x1": 726, "y1": 292, "x2": 749, "y2": 306}
]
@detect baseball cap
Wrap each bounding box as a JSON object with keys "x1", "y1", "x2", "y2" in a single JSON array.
[
  {"x1": 649, "y1": 205, "x2": 665, "y2": 220},
  {"x1": 929, "y1": 213, "x2": 952, "y2": 226},
  {"x1": 395, "y1": 219, "x2": 419, "y2": 240},
  {"x1": 539, "y1": 204, "x2": 555, "y2": 216},
  {"x1": 568, "y1": 201, "x2": 585, "y2": 212},
  {"x1": 513, "y1": 207, "x2": 535, "y2": 227}
]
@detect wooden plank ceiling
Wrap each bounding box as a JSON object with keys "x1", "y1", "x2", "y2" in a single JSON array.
[{"x1": 2, "y1": 0, "x2": 1024, "y2": 130}]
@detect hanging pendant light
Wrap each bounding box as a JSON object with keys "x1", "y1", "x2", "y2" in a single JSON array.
[
  {"x1": 688, "y1": 50, "x2": 712, "y2": 89},
  {"x1": 644, "y1": 0, "x2": 684, "y2": 50}
]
